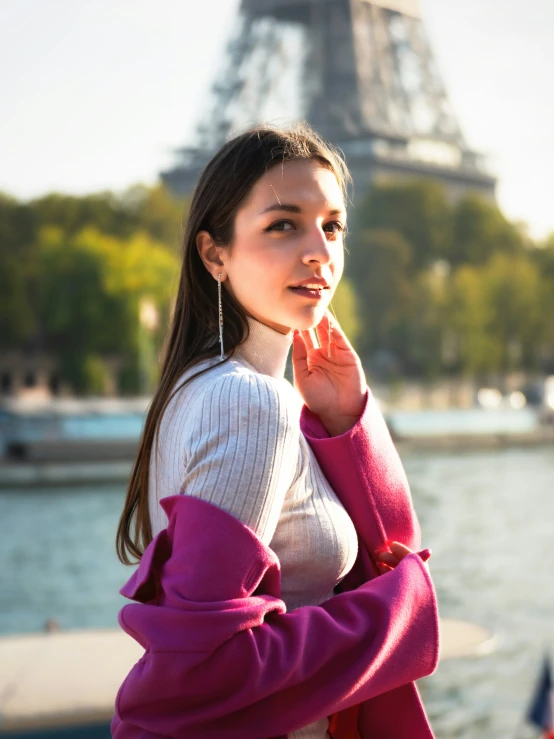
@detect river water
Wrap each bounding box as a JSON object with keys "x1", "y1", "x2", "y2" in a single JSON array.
[{"x1": 1, "y1": 446, "x2": 552, "y2": 739}]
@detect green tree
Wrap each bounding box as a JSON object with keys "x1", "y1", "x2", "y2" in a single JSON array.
[
  {"x1": 27, "y1": 183, "x2": 188, "y2": 248},
  {"x1": 483, "y1": 253, "x2": 544, "y2": 372},
  {"x1": 30, "y1": 192, "x2": 134, "y2": 239},
  {"x1": 82, "y1": 354, "x2": 112, "y2": 395},
  {"x1": 400, "y1": 266, "x2": 449, "y2": 378},
  {"x1": 0, "y1": 253, "x2": 35, "y2": 348},
  {"x1": 345, "y1": 228, "x2": 413, "y2": 357},
  {"x1": 446, "y1": 254, "x2": 545, "y2": 376},
  {"x1": 530, "y1": 236, "x2": 554, "y2": 279},
  {"x1": 0, "y1": 192, "x2": 37, "y2": 258},
  {"x1": 451, "y1": 195, "x2": 525, "y2": 266},
  {"x1": 447, "y1": 264, "x2": 502, "y2": 376},
  {"x1": 120, "y1": 183, "x2": 188, "y2": 249},
  {"x1": 35, "y1": 227, "x2": 123, "y2": 391},
  {"x1": 0, "y1": 186, "x2": 186, "y2": 392},
  {"x1": 353, "y1": 180, "x2": 451, "y2": 269},
  {"x1": 533, "y1": 238, "x2": 554, "y2": 368},
  {"x1": 330, "y1": 275, "x2": 362, "y2": 350},
  {"x1": 35, "y1": 226, "x2": 179, "y2": 394}
]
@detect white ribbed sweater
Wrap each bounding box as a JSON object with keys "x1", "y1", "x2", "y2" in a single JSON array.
[{"x1": 149, "y1": 315, "x2": 359, "y2": 739}]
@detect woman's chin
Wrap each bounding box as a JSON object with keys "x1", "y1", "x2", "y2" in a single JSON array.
[{"x1": 291, "y1": 308, "x2": 329, "y2": 332}]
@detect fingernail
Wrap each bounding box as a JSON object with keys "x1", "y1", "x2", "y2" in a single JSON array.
[{"x1": 418, "y1": 548, "x2": 432, "y2": 562}]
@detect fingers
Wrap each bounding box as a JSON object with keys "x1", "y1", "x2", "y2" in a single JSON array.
[
  {"x1": 320, "y1": 310, "x2": 355, "y2": 353},
  {"x1": 418, "y1": 548, "x2": 432, "y2": 562},
  {"x1": 314, "y1": 311, "x2": 332, "y2": 353},
  {"x1": 292, "y1": 330, "x2": 308, "y2": 360},
  {"x1": 296, "y1": 310, "x2": 354, "y2": 358},
  {"x1": 375, "y1": 551, "x2": 399, "y2": 568},
  {"x1": 291, "y1": 330, "x2": 309, "y2": 381},
  {"x1": 300, "y1": 327, "x2": 318, "y2": 352},
  {"x1": 374, "y1": 540, "x2": 418, "y2": 574},
  {"x1": 388, "y1": 541, "x2": 414, "y2": 560}
]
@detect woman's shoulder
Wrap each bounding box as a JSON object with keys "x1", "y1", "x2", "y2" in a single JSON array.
[{"x1": 166, "y1": 356, "x2": 302, "y2": 427}]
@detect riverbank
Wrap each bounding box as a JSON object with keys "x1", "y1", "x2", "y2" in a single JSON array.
[
  {"x1": 1, "y1": 431, "x2": 552, "y2": 489},
  {"x1": 1, "y1": 405, "x2": 552, "y2": 489},
  {"x1": 394, "y1": 426, "x2": 554, "y2": 452}
]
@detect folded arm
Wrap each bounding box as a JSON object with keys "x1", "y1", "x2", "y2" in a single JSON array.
[{"x1": 114, "y1": 497, "x2": 439, "y2": 739}]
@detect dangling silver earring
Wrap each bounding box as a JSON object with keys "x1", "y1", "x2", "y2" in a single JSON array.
[{"x1": 217, "y1": 273, "x2": 224, "y2": 360}]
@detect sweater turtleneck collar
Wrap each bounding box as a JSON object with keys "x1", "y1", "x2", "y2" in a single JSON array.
[{"x1": 233, "y1": 315, "x2": 293, "y2": 380}]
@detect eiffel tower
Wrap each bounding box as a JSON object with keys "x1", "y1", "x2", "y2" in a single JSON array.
[{"x1": 161, "y1": 0, "x2": 496, "y2": 202}]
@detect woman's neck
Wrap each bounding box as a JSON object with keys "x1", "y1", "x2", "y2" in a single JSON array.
[{"x1": 233, "y1": 315, "x2": 293, "y2": 379}]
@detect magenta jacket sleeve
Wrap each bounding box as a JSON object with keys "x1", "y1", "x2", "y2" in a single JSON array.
[
  {"x1": 299, "y1": 386, "x2": 436, "y2": 738},
  {"x1": 112, "y1": 495, "x2": 439, "y2": 739},
  {"x1": 300, "y1": 387, "x2": 421, "y2": 561}
]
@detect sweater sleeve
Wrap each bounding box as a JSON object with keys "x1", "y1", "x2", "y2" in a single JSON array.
[{"x1": 180, "y1": 371, "x2": 299, "y2": 546}]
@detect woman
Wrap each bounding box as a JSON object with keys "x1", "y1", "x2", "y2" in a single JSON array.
[{"x1": 113, "y1": 124, "x2": 439, "y2": 738}]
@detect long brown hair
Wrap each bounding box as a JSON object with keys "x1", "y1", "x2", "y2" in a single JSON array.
[{"x1": 116, "y1": 122, "x2": 351, "y2": 564}]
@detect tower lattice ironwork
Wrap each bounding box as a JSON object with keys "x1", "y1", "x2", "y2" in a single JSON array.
[{"x1": 162, "y1": 0, "x2": 496, "y2": 201}]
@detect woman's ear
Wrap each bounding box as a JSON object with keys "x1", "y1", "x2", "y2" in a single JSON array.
[{"x1": 196, "y1": 230, "x2": 226, "y2": 280}]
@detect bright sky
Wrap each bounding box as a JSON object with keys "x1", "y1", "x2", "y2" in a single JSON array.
[{"x1": 1, "y1": 0, "x2": 553, "y2": 239}]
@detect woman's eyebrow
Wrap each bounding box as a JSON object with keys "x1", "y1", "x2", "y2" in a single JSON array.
[
  {"x1": 261, "y1": 203, "x2": 301, "y2": 214},
  {"x1": 260, "y1": 203, "x2": 344, "y2": 216}
]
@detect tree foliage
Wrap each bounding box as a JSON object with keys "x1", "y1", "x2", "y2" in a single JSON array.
[
  {"x1": 346, "y1": 228, "x2": 413, "y2": 356},
  {"x1": 353, "y1": 180, "x2": 451, "y2": 268},
  {"x1": 31, "y1": 226, "x2": 179, "y2": 392},
  {"x1": 2, "y1": 184, "x2": 183, "y2": 394},
  {"x1": 330, "y1": 275, "x2": 362, "y2": 350},
  {"x1": 451, "y1": 195, "x2": 525, "y2": 266},
  {"x1": 347, "y1": 180, "x2": 554, "y2": 380},
  {"x1": 2, "y1": 177, "x2": 552, "y2": 391}
]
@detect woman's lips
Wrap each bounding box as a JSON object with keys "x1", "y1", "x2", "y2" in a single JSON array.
[{"x1": 288, "y1": 286, "x2": 327, "y2": 300}]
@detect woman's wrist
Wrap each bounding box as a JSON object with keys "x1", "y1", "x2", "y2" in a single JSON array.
[
  {"x1": 318, "y1": 415, "x2": 359, "y2": 437},
  {"x1": 318, "y1": 390, "x2": 368, "y2": 437}
]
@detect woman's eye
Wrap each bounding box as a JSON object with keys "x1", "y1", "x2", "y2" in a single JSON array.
[
  {"x1": 323, "y1": 221, "x2": 345, "y2": 235},
  {"x1": 265, "y1": 220, "x2": 345, "y2": 235},
  {"x1": 267, "y1": 220, "x2": 295, "y2": 232}
]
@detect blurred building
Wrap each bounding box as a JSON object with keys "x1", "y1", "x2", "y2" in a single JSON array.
[
  {"x1": 161, "y1": 0, "x2": 496, "y2": 202},
  {"x1": 0, "y1": 352, "x2": 61, "y2": 400},
  {"x1": 0, "y1": 353, "x2": 122, "y2": 400}
]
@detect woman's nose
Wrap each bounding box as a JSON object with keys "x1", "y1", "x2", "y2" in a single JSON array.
[{"x1": 302, "y1": 225, "x2": 333, "y2": 264}]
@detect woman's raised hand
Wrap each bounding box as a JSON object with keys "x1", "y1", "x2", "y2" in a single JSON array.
[
  {"x1": 375, "y1": 542, "x2": 431, "y2": 575},
  {"x1": 292, "y1": 310, "x2": 367, "y2": 436}
]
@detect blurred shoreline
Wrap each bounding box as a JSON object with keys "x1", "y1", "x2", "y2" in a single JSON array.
[{"x1": 0, "y1": 406, "x2": 552, "y2": 489}]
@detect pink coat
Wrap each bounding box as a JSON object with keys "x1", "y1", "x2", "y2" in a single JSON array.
[{"x1": 111, "y1": 389, "x2": 440, "y2": 738}]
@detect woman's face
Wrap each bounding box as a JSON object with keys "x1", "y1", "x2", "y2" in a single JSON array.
[{"x1": 198, "y1": 158, "x2": 346, "y2": 334}]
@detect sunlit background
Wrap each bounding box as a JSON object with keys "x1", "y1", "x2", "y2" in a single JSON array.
[{"x1": 1, "y1": 1, "x2": 553, "y2": 738}]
